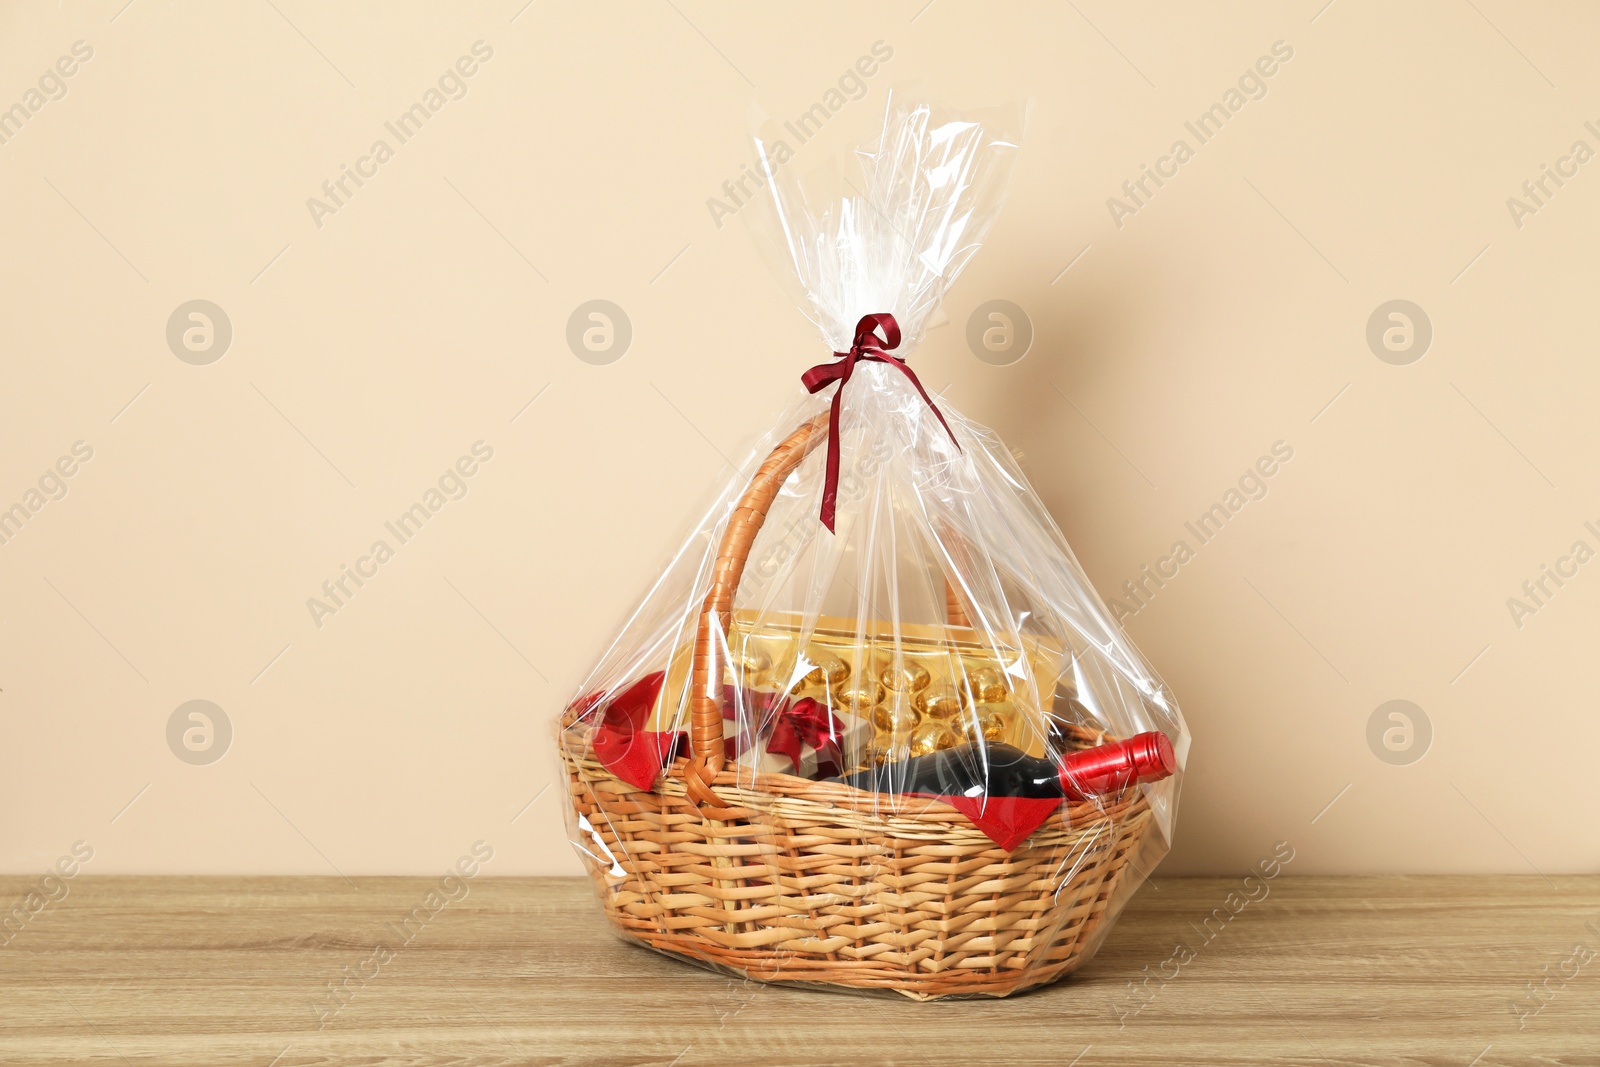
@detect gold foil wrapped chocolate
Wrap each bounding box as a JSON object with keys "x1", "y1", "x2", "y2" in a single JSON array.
[
  {"x1": 908, "y1": 721, "x2": 958, "y2": 757},
  {"x1": 965, "y1": 665, "x2": 1009, "y2": 705},
  {"x1": 919, "y1": 683, "x2": 970, "y2": 721},
  {"x1": 833, "y1": 681, "x2": 884, "y2": 715},
  {"x1": 880, "y1": 659, "x2": 931, "y2": 693},
  {"x1": 873, "y1": 699, "x2": 921, "y2": 734},
  {"x1": 802, "y1": 647, "x2": 851, "y2": 688},
  {"x1": 961, "y1": 700, "x2": 1017, "y2": 744}
]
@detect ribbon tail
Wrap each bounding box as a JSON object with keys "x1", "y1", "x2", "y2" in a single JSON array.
[{"x1": 817, "y1": 358, "x2": 851, "y2": 534}]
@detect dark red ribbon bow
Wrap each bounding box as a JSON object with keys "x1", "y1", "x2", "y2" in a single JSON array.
[
  {"x1": 720, "y1": 687, "x2": 843, "y2": 770},
  {"x1": 764, "y1": 695, "x2": 843, "y2": 769},
  {"x1": 801, "y1": 312, "x2": 960, "y2": 532}
]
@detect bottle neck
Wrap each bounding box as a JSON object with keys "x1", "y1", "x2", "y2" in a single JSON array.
[{"x1": 1057, "y1": 732, "x2": 1175, "y2": 800}]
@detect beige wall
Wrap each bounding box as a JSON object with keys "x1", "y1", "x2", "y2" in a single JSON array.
[{"x1": 3, "y1": 1, "x2": 1597, "y2": 878}]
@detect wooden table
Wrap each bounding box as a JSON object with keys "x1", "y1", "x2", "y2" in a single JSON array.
[{"x1": 1, "y1": 875, "x2": 1595, "y2": 1065}]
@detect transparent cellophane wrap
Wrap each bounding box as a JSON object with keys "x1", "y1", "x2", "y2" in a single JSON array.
[{"x1": 558, "y1": 95, "x2": 1189, "y2": 998}]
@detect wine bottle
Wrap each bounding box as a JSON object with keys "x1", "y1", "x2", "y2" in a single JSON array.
[{"x1": 830, "y1": 731, "x2": 1175, "y2": 799}]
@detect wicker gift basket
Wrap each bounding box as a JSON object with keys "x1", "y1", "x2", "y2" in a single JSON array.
[{"x1": 557, "y1": 96, "x2": 1187, "y2": 1000}]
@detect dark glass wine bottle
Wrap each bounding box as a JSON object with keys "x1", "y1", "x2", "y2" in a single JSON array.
[{"x1": 831, "y1": 731, "x2": 1175, "y2": 799}]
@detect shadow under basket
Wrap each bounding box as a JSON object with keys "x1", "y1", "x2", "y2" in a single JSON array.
[{"x1": 558, "y1": 413, "x2": 1161, "y2": 1000}]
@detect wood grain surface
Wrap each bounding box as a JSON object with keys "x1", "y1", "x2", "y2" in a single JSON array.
[{"x1": 1, "y1": 875, "x2": 1596, "y2": 1065}]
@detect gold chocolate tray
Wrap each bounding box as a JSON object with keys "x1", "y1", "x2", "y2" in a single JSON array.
[{"x1": 641, "y1": 609, "x2": 1072, "y2": 762}]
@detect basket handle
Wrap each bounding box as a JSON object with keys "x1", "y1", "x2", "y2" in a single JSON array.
[
  {"x1": 686, "y1": 413, "x2": 831, "y2": 792},
  {"x1": 678, "y1": 411, "x2": 969, "y2": 806}
]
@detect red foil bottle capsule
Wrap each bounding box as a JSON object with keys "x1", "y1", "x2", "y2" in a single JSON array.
[{"x1": 1058, "y1": 731, "x2": 1176, "y2": 801}]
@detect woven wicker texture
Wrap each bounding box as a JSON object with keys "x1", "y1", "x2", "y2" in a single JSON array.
[
  {"x1": 561, "y1": 720, "x2": 1152, "y2": 999},
  {"x1": 561, "y1": 416, "x2": 1158, "y2": 998}
]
